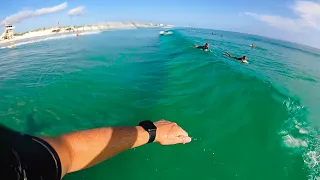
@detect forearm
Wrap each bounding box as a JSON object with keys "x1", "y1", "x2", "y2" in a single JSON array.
[
  {"x1": 41, "y1": 120, "x2": 190, "y2": 179},
  {"x1": 57, "y1": 126, "x2": 149, "y2": 173}
]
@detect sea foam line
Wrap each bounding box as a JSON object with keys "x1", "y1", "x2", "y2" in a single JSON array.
[
  {"x1": 280, "y1": 98, "x2": 320, "y2": 179},
  {"x1": 2, "y1": 31, "x2": 101, "y2": 48}
]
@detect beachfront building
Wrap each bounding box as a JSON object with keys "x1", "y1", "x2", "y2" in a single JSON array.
[{"x1": 0, "y1": 23, "x2": 15, "y2": 40}]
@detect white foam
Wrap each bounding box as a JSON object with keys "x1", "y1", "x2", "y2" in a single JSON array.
[
  {"x1": 279, "y1": 130, "x2": 288, "y2": 135},
  {"x1": 83, "y1": 31, "x2": 101, "y2": 35},
  {"x1": 304, "y1": 151, "x2": 320, "y2": 168},
  {"x1": 2, "y1": 31, "x2": 102, "y2": 48},
  {"x1": 300, "y1": 128, "x2": 309, "y2": 134},
  {"x1": 303, "y1": 150, "x2": 320, "y2": 180},
  {"x1": 13, "y1": 34, "x2": 74, "y2": 47},
  {"x1": 281, "y1": 98, "x2": 320, "y2": 179},
  {"x1": 283, "y1": 134, "x2": 308, "y2": 148},
  {"x1": 295, "y1": 124, "x2": 309, "y2": 134}
]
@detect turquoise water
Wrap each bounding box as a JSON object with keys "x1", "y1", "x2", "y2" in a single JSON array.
[{"x1": 1, "y1": 28, "x2": 320, "y2": 180}]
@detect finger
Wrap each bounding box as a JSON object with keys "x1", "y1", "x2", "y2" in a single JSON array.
[
  {"x1": 159, "y1": 119, "x2": 170, "y2": 123},
  {"x1": 177, "y1": 135, "x2": 192, "y2": 144},
  {"x1": 174, "y1": 126, "x2": 189, "y2": 137},
  {"x1": 155, "y1": 120, "x2": 169, "y2": 125}
]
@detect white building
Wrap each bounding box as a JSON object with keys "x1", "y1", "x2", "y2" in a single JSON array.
[{"x1": 0, "y1": 23, "x2": 15, "y2": 40}]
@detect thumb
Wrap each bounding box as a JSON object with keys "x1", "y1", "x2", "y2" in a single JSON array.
[{"x1": 177, "y1": 135, "x2": 192, "y2": 144}]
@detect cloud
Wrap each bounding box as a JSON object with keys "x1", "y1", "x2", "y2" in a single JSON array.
[
  {"x1": 244, "y1": 12, "x2": 302, "y2": 32},
  {"x1": 244, "y1": 1, "x2": 320, "y2": 32},
  {"x1": 34, "y1": 2, "x2": 67, "y2": 16},
  {"x1": 0, "y1": 2, "x2": 67, "y2": 26},
  {"x1": 68, "y1": 6, "x2": 85, "y2": 16},
  {"x1": 292, "y1": 1, "x2": 320, "y2": 27}
]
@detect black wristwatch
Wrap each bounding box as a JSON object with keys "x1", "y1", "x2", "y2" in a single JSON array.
[{"x1": 139, "y1": 120, "x2": 157, "y2": 143}]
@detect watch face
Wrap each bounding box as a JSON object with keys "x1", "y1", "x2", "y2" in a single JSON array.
[{"x1": 141, "y1": 120, "x2": 157, "y2": 130}]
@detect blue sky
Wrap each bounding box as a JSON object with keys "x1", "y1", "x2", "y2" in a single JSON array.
[{"x1": 1, "y1": 0, "x2": 320, "y2": 48}]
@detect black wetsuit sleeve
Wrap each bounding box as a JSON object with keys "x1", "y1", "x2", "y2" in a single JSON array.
[{"x1": 0, "y1": 125, "x2": 62, "y2": 180}]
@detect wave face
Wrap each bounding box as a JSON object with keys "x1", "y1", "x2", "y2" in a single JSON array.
[{"x1": 1, "y1": 28, "x2": 320, "y2": 180}]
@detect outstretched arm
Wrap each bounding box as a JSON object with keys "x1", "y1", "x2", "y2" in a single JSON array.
[
  {"x1": 41, "y1": 120, "x2": 191, "y2": 179},
  {"x1": 223, "y1": 52, "x2": 232, "y2": 57}
]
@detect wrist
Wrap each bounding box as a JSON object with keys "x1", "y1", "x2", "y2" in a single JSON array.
[
  {"x1": 136, "y1": 126, "x2": 151, "y2": 144},
  {"x1": 138, "y1": 120, "x2": 157, "y2": 143}
]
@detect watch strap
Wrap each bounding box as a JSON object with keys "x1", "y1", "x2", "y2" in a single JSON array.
[
  {"x1": 147, "y1": 129, "x2": 156, "y2": 143},
  {"x1": 139, "y1": 120, "x2": 157, "y2": 143}
]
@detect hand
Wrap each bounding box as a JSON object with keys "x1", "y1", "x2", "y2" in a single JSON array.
[{"x1": 154, "y1": 120, "x2": 191, "y2": 145}]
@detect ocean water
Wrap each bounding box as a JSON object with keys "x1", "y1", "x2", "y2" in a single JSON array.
[{"x1": 1, "y1": 28, "x2": 320, "y2": 180}]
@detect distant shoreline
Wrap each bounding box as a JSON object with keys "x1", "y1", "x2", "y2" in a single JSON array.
[{"x1": 0, "y1": 22, "x2": 173, "y2": 47}]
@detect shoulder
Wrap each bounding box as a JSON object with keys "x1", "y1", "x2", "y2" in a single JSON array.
[{"x1": 0, "y1": 125, "x2": 62, "y2": 180}]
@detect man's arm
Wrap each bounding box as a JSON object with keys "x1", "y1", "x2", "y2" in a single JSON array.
[
  {"x1": 41, "y1": 120, "x2": 191, "y2": 179},
  {"x1": 223, "y1": 52, "x2": 231, "y2": 57}
]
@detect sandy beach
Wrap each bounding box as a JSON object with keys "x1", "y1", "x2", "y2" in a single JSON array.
[{"x1": 0, "y1": 22, "x2": 173, "y2": 47}]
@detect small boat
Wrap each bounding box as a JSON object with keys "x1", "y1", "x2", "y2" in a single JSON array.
[{"x1": 159, "y1": 30, "x2": 173, "y2": 35}]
